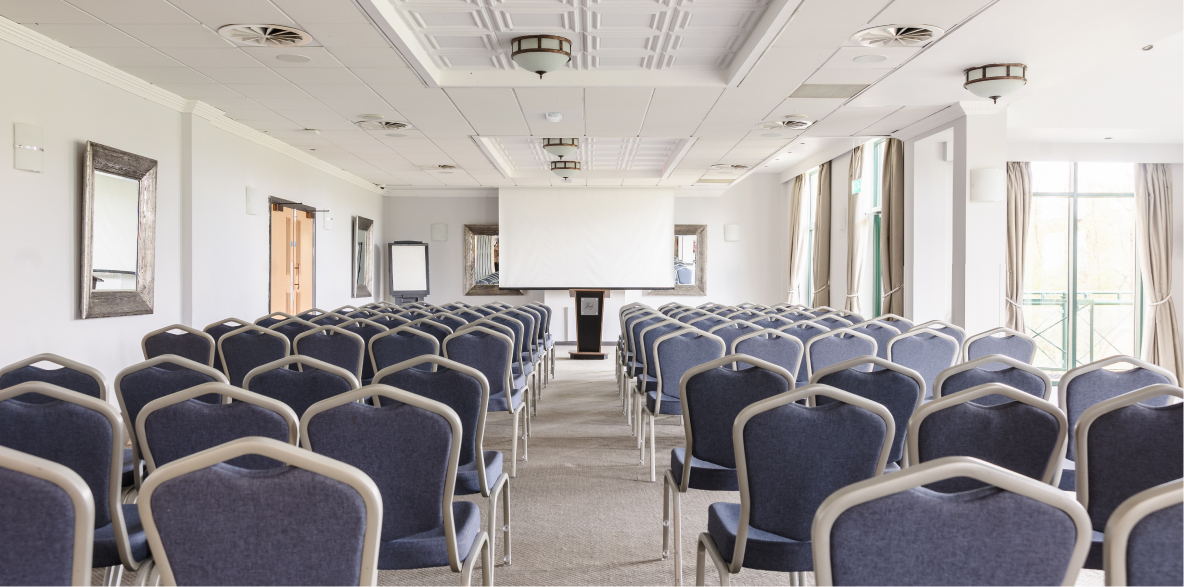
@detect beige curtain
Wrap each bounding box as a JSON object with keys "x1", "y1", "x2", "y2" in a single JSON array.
[
  {"x1": 811, "y1": 162, "x2": 831, "y2": 307},
  {"x1": 880, "y1": 138, "x2": 905, "y2": 316},
  {"x1": 1006, "y1": 162, "x2": 1033, "y2": 331},
  {"x1": 845, "y1": 145, "x2": 867, "y2": 314},
  {"x1": 786, "y1": 174, "x2": 808, "y2": 304},
  {"x1": 1134, "y1": 163, "x2": 1182, "y2": 381}
]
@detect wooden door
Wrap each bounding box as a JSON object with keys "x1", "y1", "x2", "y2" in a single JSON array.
[
  {"x1": 270, "y1": 207, "x2": 292, "y2": 314},
  {"x1": 293, "y1": 211, "x2": 315, "y2": 314}
]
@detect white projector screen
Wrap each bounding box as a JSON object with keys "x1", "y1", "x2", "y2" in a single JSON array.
[{"x1": 499, "y1": 188, "x2": 675, "y2": 289}]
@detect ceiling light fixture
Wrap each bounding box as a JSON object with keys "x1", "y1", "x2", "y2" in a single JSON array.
[
  {"x1": 218, "y1": 24, "x2": 312, "y2": 47},
  {"x1": 851, "y1": 24, "x2": 943, "y2": 47},
  {"x1": 275, "y1": 53, "x2": 312, "y2": 63},
  {"x1": 551, "y1": 160, "x2": 581, "y2": 178},
  {"x1": 963, "y1": 63, "x2": 1027, "y2": 103},
  {"x1": 542, "y1": 138, "x2": 579, "y2": 159},
  {"x1": 511, "y1": 35, "x2": 572, "y2": 78},
  {"x1": 852, "y1": 54, "x2": 888, "y2": 64},
  {"x1": 545, "y1": 112, "x2": 563, "y2": 123}
]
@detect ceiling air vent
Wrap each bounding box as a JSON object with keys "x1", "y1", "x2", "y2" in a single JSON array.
[
  {"x1": 782, "y1": 116, "x2": 813, "y2": 130},
  {"x1": 850, "y1": 25, "x2": 943, "y2": 48},
  {"x1": 710, "y1": 164, "x2": 749, "y2": 171},
  {"x1": 218, "y1": 24, "x2": 313, "y2": 47},
  {"x1": 355, "y1": 120, "x2": 411, "y2": 131}
]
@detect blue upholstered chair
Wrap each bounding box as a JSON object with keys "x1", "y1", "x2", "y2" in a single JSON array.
[
  {"x1": 506, "y1": 308, "x2": 542, "y2": 409},
  {"x1": 617, "y1": 307, "x2": 651, "y2": 390},
  {"x1": 0, "y1": 382, "x2": 149, "y2": 579},
  {"x1": 268, "y1": 317, "x2": 317, "y2": 345},
  {"x1": 468, "y1": 316, "x2": 534, "y2": 421},
  {"x1": 963, "y1": 326, "x2": 1037, "y2": 364},
  {"x1": 622, "y1": 311, "x2": 662, "y2": 400},
  {"x1": 203, "y1": 318, "x2": 250, "y2": 373},
  {"x1": 730, "y1": 329, "x2": 804, "y2": 376},
  {"x1": 677, "y1": 310, "x2": 709, "y2": 324},
  {"x1": 330, "y1": 304, "x2": 360, "y2": 317},
  {"x1": 810, "y1": 356, "x2": 925, "y2": 471},
  {"x1": 137, "y1": 437, "x2": 383, "y2": 586},
  {"x1": 695, "y1": 384, "x2": 894, "y2": 586},
  {"x1": 639, "y1": 329, "x2": 726, "y2": 482},
  {"x1": 454, "y1": 308, "x2": 486, "y2": 323},
  {"x1": 136, "y1": 383, "x2": 299, "y2": 473},
  {"x1": 934, "y1": 354, "x2": 1052, "y2": 406},
  {"x1": 242, "y1": 356, "x2": 359, "y2": 419},
  {"x1": 346, "y1": 309, "x2": 381, "y2": 321},
  {"x1": 430, "y1": 313, "x2": 468, "y2": 333},
  {"x1": 0, "y1": 444, "x2": 95, "y2": 586},
  {"x1": 115, "y1": 355, "x2": 226, "y2": 488},
  {"x1": 777, "y1": 309, "x2": 814, "y2": 323},
  {"x1": 141, "y1": 324, "x2": 216, "y2": 367},
  {"x1": 1076, "y1": 384, "x2": 1183, "y2": 570},
  {"x1": 0, "y1": 353, "x2": 107, "y2": 404},
  {"x1": 705, "y1": 321, "x2": 761, "y2": 362},
  {"x1": 528, "y1": 302, "x2": 556, "y2": 385},
  {"x1": 444, "y1": 326, "x2": 529, "y2": 477},
  {"x1": 301, "y1": 386, "x2": 493, "y2": 584},
  {"x1": 848, "y1": 320, "x2": 900, "y2": 360},
  {"x1": 217, "y1": 325, "x2": 290, "y2": 387},
  {"x1": 296, "y1": 308, "x2": 327, "y2": 321},
  {"x1": 633, "y1": 320, "x2": 687, "y2": 434},
  {"x1": 662, "y1": 356, "x2": 793, "y2": 585},
  {"x1": 689, "y1": 315, "x2": 730, "y2": 332},
  {"x1": 1103, "y1": 479, "x2": 1183, "y2": 587},
  {"x1": 810, "y1": 313, "x2": 854, "y2": 332},
  {"x1": 887, "y1": 328, "x2": 960, "y2": 399},
  {"x1": 293, "y1": 325, "x2": 366, "y2": 381},
  {"x1": 373, "y1": 356, "x2": 513, "y2": 566},
  {"x1": 812, "y1": 456, "x2": 1092, "y2": 586},
  {"x1": 310, "y1": 311, "x2": 349, "y2": 327},
  {"x1": 410, "y1": 316, "x2": 455, "y2": 346},
  {"x1": 778, "y1": 321, "x2": 831, "y2": 387},
  {"x1": 254, "y1": 311, "x2": 295, "y2": 328},
  {"x1": 907, "y1": 383, "x2": 1067, "y2": 492},
  {"x1": 874, "y1": 313, "x2": 913, "y2": 332},
  {"x1": 1058, "y1": 356, "x2": 1178, "y2": 491},
  {"x1": 372, "y1": 313, "x2": 411, "y2": 330},
  {"x1": 909, "y1": 319, "x2": 966, "y2": 352},
  {"x1": 370, "y1": 325, "x2": 440, "y2": 374},
  {"x1": 748, "y1": 314, "x2": 793, "y2": 331},
  {"x1": 804, "y1": 327, "x2": 877, "y2": 381},
  {"x1": 339, "y1": 318, "x2": 390, "y2": 382}
]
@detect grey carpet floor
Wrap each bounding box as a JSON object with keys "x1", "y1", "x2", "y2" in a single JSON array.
[{"x1": 100, "y1": 357, "x2": 1103, "y2": 586}]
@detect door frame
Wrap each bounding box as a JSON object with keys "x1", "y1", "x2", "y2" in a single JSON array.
[{"x1": 268, "y1": 197, "x2": 317, "y2": 313}]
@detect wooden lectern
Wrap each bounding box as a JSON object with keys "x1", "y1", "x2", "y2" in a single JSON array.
[{"x1": 569, "y1": 289, "x2": 608, "y2": 360}]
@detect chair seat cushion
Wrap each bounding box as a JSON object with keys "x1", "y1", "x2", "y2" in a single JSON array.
[
  {"x1": 635, "y1": 375, "x2": 658, "y2": 393},
  {"x1": 670, "y1": 448, "x2": 737, "y2": 491},
  {"x1": 513, "y1": 362, "x2": 534, "y2": 377},
  {"x1": 707, "y1": 502, "x2": 812, "y2": 572},
  {"x1": 377, "y1": 502, "x2": 481, "y2": 570},
  {"x1": 456, "y1": 451, "x2": 504, "y2": 495},
  {"x1": 646, "y1": 391, "x2": 682, "y2": 415},
  {"x1": 489, "y1": 386, "x2": 523, "y2": 413},
  {"x1": 1057, "y1": 465, "x2": 1075, "y2": 491},
  {"x1": 94, "y1": 504, "x2": 149, "y2": 568}
]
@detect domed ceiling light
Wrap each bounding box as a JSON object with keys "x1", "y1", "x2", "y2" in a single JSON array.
[
  {"x1": 542, "y1": 138, "x2": 579, "y2": 159},
  {"x1": 551, "y1": 160, "x2": 580, "y2": 178},
  {"x1": 511, "y1": 35, "x2": 572, "y2": 78},
  {"x1": 963, "y1": 63, "x2": 1027, "y2": 103}
]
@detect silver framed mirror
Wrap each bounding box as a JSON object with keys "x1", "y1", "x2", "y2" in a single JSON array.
[
  {"x1": 646, "y1": 224, "x2": 707, "y2": 296},
  {"x1": 81, "y1": 141, "x2": 157, "y2": 319},
  {"x1": 463, "y1": 224, "x2": 523, "y2": 296},
  {"x1": 352, "y1": 216, "x2": 374, "y2": 298}
]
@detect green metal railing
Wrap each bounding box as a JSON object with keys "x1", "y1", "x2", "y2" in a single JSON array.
[{"x1": 1023, "y1": 290, "x2": 1137, "y2": 373}]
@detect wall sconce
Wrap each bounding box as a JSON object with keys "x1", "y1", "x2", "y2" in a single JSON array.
[
  {"x1": 245, "y1": 186, "x2": 267, "y2": 215},
  {"x1": 431, "y1": 223, "x2": 448, "y2": 241},
  {"x1": 320, "y1": 211, "x2": 334, "y2": 230},
  {"x1": 13, "y1": 123, "x2": 43, "y2": 172},
  {"x1": 969, "y1": 168, "x2": 1006, "y2": 202},
  {"x1": 723, "y1": 223, "x2": 741, "y2": 242}
]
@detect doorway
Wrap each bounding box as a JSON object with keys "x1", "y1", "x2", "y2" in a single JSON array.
[{"x1": 269, "y1": 199, "x2": 316, "y2": 315}]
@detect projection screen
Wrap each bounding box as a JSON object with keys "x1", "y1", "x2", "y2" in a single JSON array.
[{"x1": 498, "y1": 188, "x2": 675, "y2": 289}]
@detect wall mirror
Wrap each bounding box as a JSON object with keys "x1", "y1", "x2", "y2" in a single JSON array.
[
  {"x1": 81, "y1": 141, "x2": 157, "y2": 319},
  {"x1": 352, "y1": 216, "x2": 374, "y2": 298},
  {"x1": 464, "y1": 224, "x2": 522, "y2": 296},
  {"x1": 647, "y1": 224, "x2": 707, "y2": 296}
]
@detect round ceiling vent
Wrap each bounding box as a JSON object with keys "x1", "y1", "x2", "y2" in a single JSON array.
[
  {"x1": 355, "y1": 120, "x2": 412, "y2": 131},
  {"x1": 782, "y1": 115, "x2": 813, "y2": 130},
  {"x1": 850, "y1": 25, "x2": 943, "y2": 48},
  {"x1": 217, "y1": 24, "x2": 313, "y2": 47}
]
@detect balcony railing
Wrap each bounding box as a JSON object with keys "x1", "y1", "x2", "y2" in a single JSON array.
[{"x1": 1022, "y1": 290, "x2": 1138, "y2": 373}]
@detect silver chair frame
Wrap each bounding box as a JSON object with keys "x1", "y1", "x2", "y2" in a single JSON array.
[
  {"x1": 803, "y1": 327, "x2": 878, "y2": 380},
  {"x1": 809, "y1": 355, "x2": 925, "y2": 413},
  {"x1": 933, "y1": 354, "x2": 1052, "y2": 401},
  {"x1": 886, "y1": 327, "x2": 960, "y2": 378},
  {"x1": 243, "y1": 355, "x2": 360, "y2": 389},
  {"x1": 1058, "y1": 355, "x2": 1179, "y2": 417},
  {"x1": 216, "y1": 325, "x2": 291, "y2": 383},
  {"x1": 141, "y1": 324, "x2": 216, "y2": 367},
  {"x1": 962, "y1": 326, "x2": 1037, "y2": 363},
  {"x1": 729, "y1": 329, "x2": 804, "y2": 378},
  {"x1": 368, "y1": 325, "x2": 441, "y2": 375},
  {"x1": 1103, "y1": 478, "x2": 1184, "y2": 587},
  {"x1": 0, "y1": 353, "x2": 108, "y2": 400},
  {"x1": 293, "y1": 325, "x2": 367, "y2": 381},
  {"x1": 909, "y1": 319, "x2": 966, "y2": 352},
  {"x1": 632, "y1": 319, "x2": 690, "y2": 435}
]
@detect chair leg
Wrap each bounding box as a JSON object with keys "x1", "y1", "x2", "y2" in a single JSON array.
[
  {"x1": 662, "y1": 473, "x2": 671, "y2": 561},
  {"x1": 649, "y1": 414, "x2": 657, "y2": 482},
  {"x1": 697, "y1": 533, "x2": 730, "y2": 586},
  {"x1": 460, "y1": 530, "x2": 490, "y2": 587},
  {"x1": 789, "y1": 571, "x2": 797, "y2": 586},
  {"x1": 134, "y1": 559, "x2": 154, "y2": 586},
  {"x1": 501, "y1": 475, "x2": 512, "y2": 565},
  {"x1": 520, "y1": 406, "x2": 529, "y2": 462},
  {"x1": 674, "y1": 482, "x2": 683, "y2": 585},
  {"x1": 510, "y1": 410, "x2": 520, "y2": 478}
]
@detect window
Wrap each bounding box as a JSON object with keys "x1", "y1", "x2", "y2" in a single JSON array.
[{"x1": 1023, "y1": 162, "x2": 1140, "y2": 376}]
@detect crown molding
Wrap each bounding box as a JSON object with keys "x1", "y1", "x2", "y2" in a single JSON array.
[{"x1": 0, "y1": 16, "x2": 381, "y2": 194}]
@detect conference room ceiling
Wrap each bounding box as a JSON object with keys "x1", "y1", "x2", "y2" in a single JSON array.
[{"x1": 2, "y1": 0, "x2": 1178, "y2": 189}]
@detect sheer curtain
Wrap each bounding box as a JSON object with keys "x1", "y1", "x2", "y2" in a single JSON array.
[
  {"x1": 811, "y1": 162, "x2": 832, "y2": 307},
  {"x1": 1005, "y1": 162, "x2": 1032, "y2": 331},
  {"x1": 880, "y1": 138, "x2": 905, "y2": 316},
  {"x1": 786, "y1": 174, "x2": 808, "y2": 304},
  {"x1": 845, "y1": 145, "x2": 867, "y2": 314},
  {"x1": 1134, "y1": 163, "x2": 1182, "y2": 381}
]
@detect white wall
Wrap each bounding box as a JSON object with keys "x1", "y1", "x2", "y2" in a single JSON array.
[
  {"x1": 906, "y1": 129, "x2": 955, "y2": 323},
  {"x1": 827, "y1": 151, "x2": 852, "y2": 310}
]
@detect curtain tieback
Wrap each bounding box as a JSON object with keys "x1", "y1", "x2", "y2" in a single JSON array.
[
  {"x1": 1004, "y1": 297, "x2": 1024, "y2": 309},
  {"x1": 845, "y1": 293, "x2": 860, "y2": 298},
  {"x1": 813, "y1": 283, "x2": 829, "y2": 295},
  {"x1": 881, "y1": 285, "x2": 903, "y2": 300},
  {"x1": 1148, "y1": 294, "x2": 1173, "y2": 306}
]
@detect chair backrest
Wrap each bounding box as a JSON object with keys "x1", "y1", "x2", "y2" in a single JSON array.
[
  {"x1": 747, "y1": 314, "x2": 793, "y2": 330},
  {"x1": 409, "y1": 317, "x2": 455, "y2": 347},
  {"x1": 1103, "y1": 479, "x2": 1183, "y2": 587},
  {"x1": 430, "y1": 313, "x2": 468, "y2": 334},
  {"x1": 848, "y1": 321, "x2": 900, "y2": 360},
  {"x1": 506, "y1": 308, "x2": 539, "y2": 352},
  {"x1": 443, "y1": 327, "x2": 514, "y2": 404},
  {"x1": 330, "y1": 305, "x2": 360, "y2": 316},
  {"x1": 486, "y1": 313, "x2": 524, "y2": 357},
  {"x1": 652, "y1": 330, "x2": 725, "y2": 406},
  {"x1": 813, "y1": 456, "x2": 1091, "y2": 586},
  {"x1": 139, "y1": 437, "x2": 380, "y2": 586},
  {"x1": 0, "y1": 444, "x2": 94, "y2": 586},
  {"x1": 142, "y1": 324, "x2": 216, "y2": 367},
  {"x1": 626, "y1": 313, "x2": 663, "y2": 357},
  {"x1": 372, "y1": 313, "x2": 412, "y2": 329},
  {"x1": 886, "y1": 328, "x2": 960, "y2": 397},
  {"x1": 302, "y1": 385, "x2": 468, "y2": 572},
  {"x1": 309, "y1": 312, "x2": 349, "y2": 326},
  {"x1": 294, "y1": 325, "x2": 366, "y2": 380},
  {"x1": 724, "y1": 310, "x2": 762, "y2": 322},
  {"x1": 339, "y1": 318, "x2": 390, "y2": 381},
  {"x1": 909, "y1": 383, "x2": 1067, "y2": 492},
  {"x1": 268, "y1": 317, "x2": 317, "y2": 345},
  {"x1": 296, "y1": 308, "x2": 326, "y2": 321},
  {"x1": 730, "y1": 329, "x2": 804, "y2": 376},
  {"x1": 254, "y1": 311, "x2": 295, "y2": 328},
  {"x1": 725, "y1": 384, "x2": 893, "y2": 573},
  {"x1": 687, "y1": 315, "x2": 729, "y2": 332},
  {"x1": 705, "y1": 320, "x2": 760, "y2": 360},
  {"x1": 218, "y1": 325, "x2": 291, "y2": 387},
  {"x1": 676, "y1": 309, "x2": 708, "y2": 323},
  {"x1": 909, "y1": 319, "x2": 966, "y2": 349},
  {"x1": 811, "y1": 356, "x2": 925, "y2": 464},
  {"x1": 242, "y1": 356, "x2": 359, "y2": 419},
  {"x1": 805, "y1": 327, "x2": 877, "y2": 380},
  {"x1": 811, "y1": 313, "x2": 854, "y2": 331},
  {"x1": 640, "y1": 320, "x2": 686, "y2": 378},
  {"x1": 1076, "y1": 384, "x2": 1183, "y2": 533},
  {"x1": 136, "y1": 383, "x2": 299, "y2": 472},
  {"x1": 203, "y1": 318, "x2": 250, "y2": 372},
  {"x1": 454, "y1": 309, "x2": 484, "y2": 323},
  {"x1": 875, "y1": 313, "x2": 914, "y2": 332},
  {"x1": 369, "y1": 325, "x2": 440, "y2": 374},
  {"x1": 0, "y1": 353, "x2": 106, "y2": 404},
  {"x1": 677, "y1": 355, "x2": 793, "y2": 489},
  {"x1": 934, "y1": 354, "x2": 1052, "y2": 406},
  {"x1": 778, "y1": 321, "x2": 832, "y2": 385},
  {"x1": 1060, "y1": 356, "x2": 1178, "y2": 460},
  {"x1": 115, "y1": 355, "x2": 227, "y2": 448},
  {"x1": 778, "y1": 309, "x2": 814, "y2": 322},
  {"x1": 963, "y1": 326, "x2": 1037, "y2": 364},
  {"x1": 0, "y1": 382, "x2": 131, "y2": 566}
]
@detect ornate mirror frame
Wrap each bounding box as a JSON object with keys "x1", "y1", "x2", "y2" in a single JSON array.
[
  {"x1": 352, "y1": 216, "x2": 374, "y2": 298},
  {"x1": 646, "y1": 224, "x2": 707, "y2": 297},
  {"x1": 463, "y1": 224, "x2": 523, "y2": 296},
  {"x1": 81, "y1": 141, "x2": 157, "y2": 319}
]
